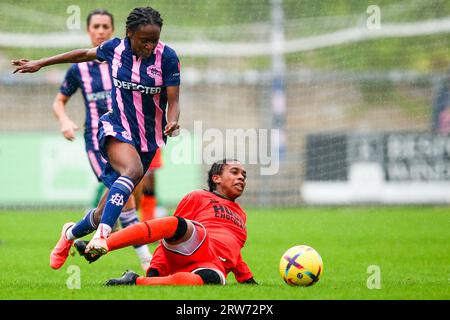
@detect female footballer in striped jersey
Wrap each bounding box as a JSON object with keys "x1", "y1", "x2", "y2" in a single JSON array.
[
  {"x1": 12, "y1": 7, "x2": 180, "y2": 268},
  {"x1": 52, "y1": 9, "x2": 152, "y2": 271}
]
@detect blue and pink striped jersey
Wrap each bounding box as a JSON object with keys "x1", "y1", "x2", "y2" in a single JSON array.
[
  {"x1": 96, "y1": 37, "x2": 180, "y2": 153},
  {"x1": 60, "y1": 61, "x2": 112, "y2": 151}
]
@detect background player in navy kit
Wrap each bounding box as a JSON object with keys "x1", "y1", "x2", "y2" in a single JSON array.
[
  {"x1": 52, "y1": 9, "x2": 152, "y2": 271},
  {"x1": 432, "y1": 68, "x2": 450, "y2": 135},
  {"x1": 12, "y1": 7, "x2": 180, "y2": 269}
]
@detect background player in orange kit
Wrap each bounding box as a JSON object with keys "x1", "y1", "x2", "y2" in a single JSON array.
[
  {"x1": 87, "y1": 159, "x2": 257, "y2": 286},
  {"x1": 133, "y1": 148, "x2": 164, "y2": 221}
]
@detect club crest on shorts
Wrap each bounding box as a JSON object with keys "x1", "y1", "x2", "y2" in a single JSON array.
[{"x1": 121, "y1": 131, "x2": 132, "y2": 141}]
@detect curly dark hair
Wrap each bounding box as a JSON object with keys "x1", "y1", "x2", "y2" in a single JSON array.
[{"x1": 207, "y1": 159, "x2": 239, "y2": 191}]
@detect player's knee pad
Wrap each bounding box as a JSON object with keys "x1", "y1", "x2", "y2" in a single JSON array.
[
  {"x1": 193, "y1": 269, "x2": 222, "y2": 285},
  {"x1": 164, "y1": 216, "x2": 188, "y2": 242},
  {"x1": 146, "y1": 268, "x2": 160, "y2": 277}
]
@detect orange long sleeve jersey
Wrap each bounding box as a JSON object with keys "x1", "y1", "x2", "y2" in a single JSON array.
[{"x1": 151, "y1": 190, "x2": 254, "y2": 282}]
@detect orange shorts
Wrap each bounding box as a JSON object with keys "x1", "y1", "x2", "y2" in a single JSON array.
[
  {"x1": 150, "y1": 221, "x2": 226, "y2": 284},
  {"x1": 149, "y1": 148, "x2": 163, "y2": 170}
]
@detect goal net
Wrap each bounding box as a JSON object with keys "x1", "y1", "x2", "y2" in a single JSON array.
[{"x1": 0, "y1": 0, "x2": 449, "y2": 207}]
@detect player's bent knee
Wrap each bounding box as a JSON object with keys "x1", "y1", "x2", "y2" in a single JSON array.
[
  {"x1": 165, "y1": 217, "x2": 188, "y2": 242},
  {"x1": 193, "y1": 269, "x2": 222, "y2": 285},
  {"x1": 125, "y1": 166, "x2": 144, "y2": 184}
]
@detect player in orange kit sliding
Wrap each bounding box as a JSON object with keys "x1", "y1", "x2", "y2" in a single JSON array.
[{"x1": 85, "y1": 159, "x2": 257, "y2": 286}]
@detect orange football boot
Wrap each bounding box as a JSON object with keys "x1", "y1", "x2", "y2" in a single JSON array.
[{"x1": 50, "y1": 222, "x2": 75, "y2": 269}]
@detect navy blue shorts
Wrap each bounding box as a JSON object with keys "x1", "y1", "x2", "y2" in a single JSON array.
[{"x1": 97, "y1": 113, "x2": 157, "y2": 188}]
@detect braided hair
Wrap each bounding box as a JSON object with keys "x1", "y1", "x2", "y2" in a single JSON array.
[
  {"x1": 126, "y1": 7, "x2": 163, "y2": 33},
  {"x1": 207, "y1": 159, "x2": 239, "y2": 192},
  {"x1": 86, "y1": 9, "x2": 114, "y2": 28}
]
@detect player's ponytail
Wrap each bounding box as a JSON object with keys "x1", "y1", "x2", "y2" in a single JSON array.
[{"x1": 207, "y1": 159, "x2": 238, "y2": 191}]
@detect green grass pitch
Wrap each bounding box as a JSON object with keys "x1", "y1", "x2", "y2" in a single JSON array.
[{"x1": 0, "y1": 207, "x2": 448, "y2": 300}]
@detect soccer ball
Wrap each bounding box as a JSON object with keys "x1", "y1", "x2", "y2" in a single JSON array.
[{"x1": 279, "y1": 245, "x2": 323, "y2": 286}]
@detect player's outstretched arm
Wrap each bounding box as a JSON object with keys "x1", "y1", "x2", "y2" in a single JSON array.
[{"x1": 11, "y1": 47, "x2": 98, "y2": 74}]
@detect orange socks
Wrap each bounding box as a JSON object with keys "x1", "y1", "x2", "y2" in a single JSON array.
[
  {"x1": 140, "y1": 195, "x2": 156, "y2": 221},
  {"x1": 106, "y1": 216, "x2": 179, "y2": 251},
  {"x1": 136, "y1": 272, "x2": 204, "y2": 286}
]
